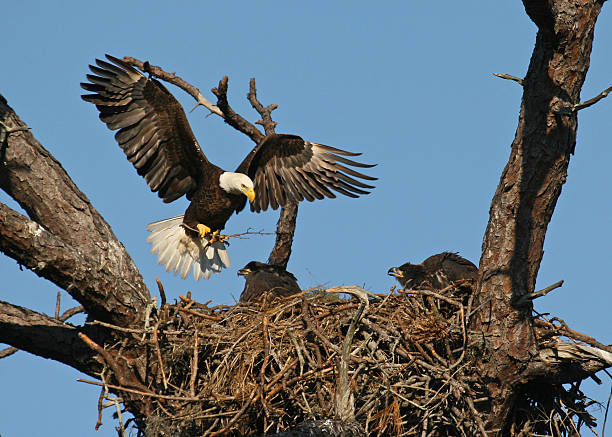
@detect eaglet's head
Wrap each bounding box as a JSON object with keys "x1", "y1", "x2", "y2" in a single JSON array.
[
  {"x1": 219, "y1": 172, "x2": 256, "y2": 202},
  {"x1": 388, "y1": 263, "x2": 426, "y2": 288}
]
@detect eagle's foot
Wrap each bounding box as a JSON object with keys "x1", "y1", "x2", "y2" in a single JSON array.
[
  {"x1": 210, "y1": 230, "x2": 230, "y2": 244},
  {"x1": 197, "y1": 224, "x2": 212, "y2": 239}
]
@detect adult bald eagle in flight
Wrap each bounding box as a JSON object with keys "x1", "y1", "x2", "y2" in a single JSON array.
[
  {"x1": 388, "y1": 252, "x2": 478, "y2": 290},
  {"x1": 237, "y1": 261, "x2": 301, "y2": 302},
  {"x1": 81, "y1": 55, "x2": 376, "y2": 280}
]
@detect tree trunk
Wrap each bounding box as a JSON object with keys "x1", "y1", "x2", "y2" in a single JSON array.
[{"x1": 474, "y1": 0, "x2": 604, "y2": 432}]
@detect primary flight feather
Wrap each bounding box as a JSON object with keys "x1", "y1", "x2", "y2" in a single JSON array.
[{"x1": 81, "y1": 55, "x2": 376, "y2": 280}]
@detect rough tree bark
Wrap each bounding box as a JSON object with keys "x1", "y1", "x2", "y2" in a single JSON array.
[
  {"x1": 1, "y1": 1, "x2": 611, "y2": 435},
  {"x1": 474, "y1": 0, "x2": 606, "y2": 433}
]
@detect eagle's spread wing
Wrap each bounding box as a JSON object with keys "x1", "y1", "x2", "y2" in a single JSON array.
[
  {"x1": 81, "y1": 55, "x2": 209, "y2": 203},
  {"x1": 235, "y1": 134, "x2": 376, "y2": 213}
]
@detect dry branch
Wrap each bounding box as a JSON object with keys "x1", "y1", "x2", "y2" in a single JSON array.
[{"x1": 0, "y1": 300, "x2": 99, "y2": 375}]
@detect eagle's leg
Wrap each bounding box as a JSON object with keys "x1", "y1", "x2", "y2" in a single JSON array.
[{"x1": 196, "y1": 224, "x2": 212, "y2": 239}]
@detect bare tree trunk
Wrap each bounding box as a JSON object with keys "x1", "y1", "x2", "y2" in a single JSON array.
[{"x1": 474, "y1": 0, "x2": 605, "y2": 432}]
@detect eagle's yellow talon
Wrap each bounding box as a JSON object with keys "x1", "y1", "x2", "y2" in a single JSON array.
[
  {"x1": 197, "y1": 224, "x2": 211, "y2": 239},
  {"x1": 209, "y1": 230, "x2": 230, "y2": 244}
]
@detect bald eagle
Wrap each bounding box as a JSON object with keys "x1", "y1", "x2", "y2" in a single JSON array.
[
  {"x1": 237, "y1": 261, "x2": 301, "y2": 302},
  {"x1": 81, "y1": 55, "x2": 376, "y2": 280},
  {"x1": 388, "y1": 252, "x2": 478, "y2": 290}
]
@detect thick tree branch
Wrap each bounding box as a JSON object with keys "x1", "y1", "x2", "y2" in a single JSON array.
[
  {"x1": 0, "y1": 300, "x2": 101, "y2": 376},
  {"x1": 0, "y1": 96, "x2": 150, "y2": 326}
]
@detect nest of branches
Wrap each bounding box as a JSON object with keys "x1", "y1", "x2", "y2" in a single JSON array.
[{"x1": 87, "y1": 280, "x2": 599, "y2": 437}]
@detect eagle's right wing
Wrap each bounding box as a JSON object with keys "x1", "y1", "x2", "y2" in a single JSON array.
[
  {"x1": 235, "y1": 134, "x2": 377, "y2": 213},
  {"x1": 81, "y1": 55, "x2": 210, "y2": 203}
]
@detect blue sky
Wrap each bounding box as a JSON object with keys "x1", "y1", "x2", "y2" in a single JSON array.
[{"x1": 1, "y1": 2, "x2": 611, "y2": 435}]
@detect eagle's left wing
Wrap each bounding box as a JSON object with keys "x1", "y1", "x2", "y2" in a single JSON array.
[
  {"x1": 235, "y1": 134, "x2": 376, "y2": 213},
  {"x1": 81, "y1": 55, "x2": 212, "y2": 204}
]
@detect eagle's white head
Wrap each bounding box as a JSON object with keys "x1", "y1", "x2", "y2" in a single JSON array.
[{"x1": 219, "y1": 172, "x2": 256, "y2": 202}]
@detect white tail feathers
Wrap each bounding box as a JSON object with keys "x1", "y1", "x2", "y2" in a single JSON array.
[{"x1": 146, "y1": 215, "x2": 230, "y2": 281}]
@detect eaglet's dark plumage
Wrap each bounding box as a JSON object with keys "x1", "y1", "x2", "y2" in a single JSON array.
[
  {"x1": 81, "y1": 55, "x2": 376, "y2": 280},
  {"x1": 238, "y1": 261, "x2": 301, "y2": 302},
  {"x1": 388, "y1": 252, "x2": 478, "y2": 290}
]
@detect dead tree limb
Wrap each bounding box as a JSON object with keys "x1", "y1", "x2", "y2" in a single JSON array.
[{"x1": 0, "y1": 300, "x2": 100, "y2": 376}]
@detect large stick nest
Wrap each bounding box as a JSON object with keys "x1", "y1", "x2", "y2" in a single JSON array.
[{"x1": 96, "y1": 281, "x2": 598, "y2": 436}]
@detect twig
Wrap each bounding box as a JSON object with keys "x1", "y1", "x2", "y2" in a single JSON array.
[
  {"x1": 152, "y1": 327, "x2": 168, "y2": 390},
  {"x1": 301, "y1": 301, "x2": 340, "y2": 354},
  {"x1": 265, "y1": 357, "x2": 298, "y2": 392},
  {"x1": 155, "y1": 277, "x2": 166, "y2": 307},
  {"x1": 190, "y1": 328, "x2": 199, "y2": 397},
  {"x1": 208, "y1": 388, "x2": 259, "y2": 437},
  {"x1": 0, "y1": 346, "x2": 18, "y2": 359},
  {"x1": 77, "y1": 379, "x2": 203, "y2": 401},
  {"x1": 513, "y1": 280, "x2": 564, "y2": 306},
  {"x1": 59, "y1": 305, "x2": 84, "y2": 322},
  {"x1": 113, "y1": 396, "x2": 127, "y2": 437},
  {"x1": 603, "y1": 383, "x2": 612, "y2": 437},
  {"x1": 78, "y1": 333, "x2": 146, "y2": 390},
  {"x1": 538, "y1": 317, "x2": 612, "y2": 352},
  {"x1": 121, "y1": 56, "x2": 223, "y2": 117},
  {"x1": 401, "y1": 288, "x2": 461, "y2": 307},
  {"x1": 55, "y1": 291, "x2": 61, "y2": 319},
  {"x1": 493, "y1": 72, "x2": 524, "y2": 85},
  {"x1": 260, "y1": 315, "x2": 270, "y2": 417},
  {"x1": 574, "y1": 83, "x2": 612, "y2": 111},
  {"x1": 178, "y1": 307, "x2": 222, "y2": 322},
  {"x1": 96, "y1": 377, "x2": 105, "y2": 430},
  {"x1": 87, "y1": 320, "x2": 151, "y2": 334}
]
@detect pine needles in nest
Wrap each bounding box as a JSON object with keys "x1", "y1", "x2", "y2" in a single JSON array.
[{"x1": 89, "y1": 281, "x2": 600, "y2": 436}]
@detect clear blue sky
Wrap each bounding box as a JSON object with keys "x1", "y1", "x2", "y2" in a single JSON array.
[{"x1": 1, "y1": 2, "x2": 611, "y2": 435}]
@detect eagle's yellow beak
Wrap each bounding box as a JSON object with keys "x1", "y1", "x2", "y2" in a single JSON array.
[{"x1": 243, "y1": 187, "x2": 256, "y2": 203}]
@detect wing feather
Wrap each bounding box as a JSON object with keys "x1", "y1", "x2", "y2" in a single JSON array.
[
  {"x1": 236, "y1": 134, "x2": 376, "y2": 212},
  {"x1": 81, "y1": 54, "x2": 213, "y2": 203}
]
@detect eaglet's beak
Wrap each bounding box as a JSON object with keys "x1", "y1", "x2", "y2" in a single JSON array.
[
  {"x1": 387, "y1": 267, "x2": 403, "y2": 278},
  {"x1": 243, "y1": 187, "x2": 256, "y2": 203},
  {"x1": 237, "y1": 267, "x2": 251, "y2": 277}
]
